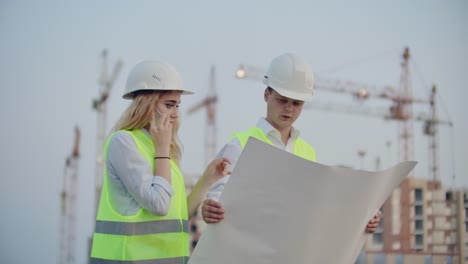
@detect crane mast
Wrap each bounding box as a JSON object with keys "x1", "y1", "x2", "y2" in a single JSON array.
[
  {"x1": 186, "y1": 65, "x2": 218, "y2": 252},
  {"x1": 187, "y1": 65, "x2": 218, "y2": 168},
  {"x1": 205, "y1": 65, "x2": 217, "y2": 167},
  {"x1": 398, "y1": 47, "x2": 414, "y2": 162},
  {"x1": 89, "y1": 50, "x2": 122, "y2": 260},
  {"x1": 59, "y1": 127, "x2": 80, "y2": 264},
  {"x1": 426, "y1": 85, "x2": 440, "y2": 182},
  {"x1": 92, "y1": 50, "x2": 122, "y2": 215}
]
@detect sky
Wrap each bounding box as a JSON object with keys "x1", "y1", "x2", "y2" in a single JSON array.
[{"x1": 1, "y1": 1, "x2": 467, "y2": 263}]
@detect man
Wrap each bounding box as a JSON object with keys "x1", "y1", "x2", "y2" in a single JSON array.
[{"x1": 201, "y1": 52, "x2": 381, "y2": 232}]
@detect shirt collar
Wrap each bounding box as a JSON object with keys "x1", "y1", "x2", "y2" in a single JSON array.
[{"x1": 256, "y1": 117, "x2": 300, "y2": 140}]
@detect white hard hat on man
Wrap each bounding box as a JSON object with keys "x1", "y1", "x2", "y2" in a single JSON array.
[
  {"x1": 263, "y1": 53, "x2": 314, "y2": 101},
  {"x1": 123, "y1": 60, "x2": 194, "y2": 99}
]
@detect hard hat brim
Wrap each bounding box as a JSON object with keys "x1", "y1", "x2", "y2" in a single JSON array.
[
  {"x1": 122, "y1": 89, "x2": 194, "y2": 100},
  {"x1": 263, "y1": 78, "x2": 313, "y2": 102}
]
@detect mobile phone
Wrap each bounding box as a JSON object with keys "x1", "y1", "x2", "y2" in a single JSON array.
[{"x1": 155, "y1": 107, "x2": 163, "y2": 116}]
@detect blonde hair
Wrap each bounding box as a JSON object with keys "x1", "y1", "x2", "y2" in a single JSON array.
[{"x1": 113, "y1": 92, "x2": 182, "y2": 164}]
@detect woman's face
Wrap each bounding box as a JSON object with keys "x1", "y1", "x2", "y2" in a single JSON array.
[{"x1": 155, "y1": 90, "x2": 182, "y2": 123}]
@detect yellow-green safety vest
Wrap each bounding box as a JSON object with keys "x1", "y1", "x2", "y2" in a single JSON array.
[
  {"x1": 232, "y1": 127, "x2": 317, "y2": 162},
  {"x1": 90, "y1": 129, "x2": 189, "y2": 264}
]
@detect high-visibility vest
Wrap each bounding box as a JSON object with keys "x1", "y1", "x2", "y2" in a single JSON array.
[
  {"x1": 90, "y1": 129, "x2": 189, "y2": 264},
  {"x1": 232, "y1": 127, "x2": 317, "y2": 162}
]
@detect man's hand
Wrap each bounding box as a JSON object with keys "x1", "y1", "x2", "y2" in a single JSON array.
[
  {"x1": 201, "y1": 199, "x2": 225, "y2": 223},
  {"x1": 366, "y1": 210, "x2": 382, "y2": 233}
]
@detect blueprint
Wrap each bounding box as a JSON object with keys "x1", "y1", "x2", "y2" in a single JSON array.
[{"x1": 189, "y1": 138, "x2": 417, "y2": 264}]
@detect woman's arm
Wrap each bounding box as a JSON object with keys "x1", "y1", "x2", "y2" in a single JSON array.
[
  {"x1": 186, "y1": 158, "x2": 231, "y2": 218},
  {"x1": 107, "y1": 132, "x2": 173, "y2": 216}
]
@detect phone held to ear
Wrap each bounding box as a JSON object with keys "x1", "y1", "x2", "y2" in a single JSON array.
[{"x1": 155, "y1": 108, "x2": 162, "y2": 116}]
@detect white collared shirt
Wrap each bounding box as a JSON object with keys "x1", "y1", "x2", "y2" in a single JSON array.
[
  {"x1": 106, "y1": 128, "x2": 174, "y2": 216},
  {"x1": 207, "y1": 117, "x2": 300, "y2": 201}
]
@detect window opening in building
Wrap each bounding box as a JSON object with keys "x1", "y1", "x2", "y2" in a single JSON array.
[
  {"x1": 445, "y1": 191, "x2": 452, "y2": 201},
  {"x1": 415, "y1": 205, "x2": 423, "y2": 217},
  {"x1": 415, "y1": 188, "x2": 423, "y2": 202},
  {"x1": 415, "y1": 234, "x2": 424, "y2": 246},
  {"x1": 415, "y1": 219, "x2": 423, "y2": 231}
]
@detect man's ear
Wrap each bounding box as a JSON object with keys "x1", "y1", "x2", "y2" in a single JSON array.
[{"x1": 264, "y1": 88, "x2": 270, "y2": 102}]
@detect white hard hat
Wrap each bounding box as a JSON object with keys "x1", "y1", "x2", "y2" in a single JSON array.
[
  {"x1": 123, "y1": 60, "x2": 194, "y2": 99},
  {"x1": 263, "y1": 53, "x2": 314, "y2": 101}
]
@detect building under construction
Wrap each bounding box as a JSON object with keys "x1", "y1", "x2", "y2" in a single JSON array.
[{"x1": 361, "y1": 178, "x2": 468, "y2": 263}]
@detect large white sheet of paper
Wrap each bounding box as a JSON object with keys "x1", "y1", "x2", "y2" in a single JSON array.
[{"x1": 189, "y1": 138, "x2": 417, "y2": 264}]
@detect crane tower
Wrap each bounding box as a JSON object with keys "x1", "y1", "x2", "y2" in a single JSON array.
[
  {"x1": 91, "y1": 50, "x2": 122, "y2": 216},
  {"x1": 187, "y1": 65, "x2": 218, "y2": 168},
  {"x1": 59, "y1": 127, "x2": 80, "y2": 264},
  {"x1": 397, "y1": 47, "x2": 413, "y2": 162},
  {"x1": 89, "y1": 50, "x2": 122, "y2": 260},
  {"x1": 186, "y1": 65, "x2": 218, "y2": 252}
]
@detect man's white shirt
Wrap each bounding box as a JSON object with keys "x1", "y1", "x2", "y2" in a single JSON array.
[{"x1": 207, "y1": 117, "x2": 300, "y2": 201}]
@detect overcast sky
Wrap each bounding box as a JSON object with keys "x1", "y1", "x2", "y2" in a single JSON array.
[{"x1": 1, "y1": 1, "x2": 467, "y2": 263}]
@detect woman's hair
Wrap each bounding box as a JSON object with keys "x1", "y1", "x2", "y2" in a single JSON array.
[{"x1": 113, "y1": 91, "x2": 182, "y2": 164}]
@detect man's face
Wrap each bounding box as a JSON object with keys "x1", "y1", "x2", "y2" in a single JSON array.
[{"x1": 264, "y1": 88, "x2": 304, "y2": 131}]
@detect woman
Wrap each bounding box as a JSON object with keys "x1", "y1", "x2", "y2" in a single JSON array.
[{"x1": 90, "y1": 61, "x2": 230, "y2": 264}]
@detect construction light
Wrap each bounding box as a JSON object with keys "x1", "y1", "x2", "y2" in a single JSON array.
[
  {"x1": 235, "y1": 65, "x2": 246, "y2": 79},
  {"x1": 358, "y1": 88, "x2": 369, "y2": 99}
]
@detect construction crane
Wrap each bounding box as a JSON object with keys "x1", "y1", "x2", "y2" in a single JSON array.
[
  {"x1": 187, "y1": 65, "x2": 218, "y2": 169},
  {"x1": 90, "y1": 50, "x2": 123, "y2": 259},
  {"x1": 91, "y1": 50, "x2": 123, "y2": 215},
  {"x1": 186, "y1": 65, "x2": 218, "y2": 252},
  {"x1": 301, "y1": 85, "x2": 452, "y2": 179},
  {"x1": 234, "y1": 48, "x2": 452, "y2": 180},
  {"x1": 59, "y1": 127, "x2": 80, "y2": 264}
]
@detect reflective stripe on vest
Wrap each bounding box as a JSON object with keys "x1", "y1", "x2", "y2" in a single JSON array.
[
  {"x1": 95, "y1": 219, "x2": 189, "y2": 235},
  {"x1": 91, "y1": 129, "x2": 189, "y2": 262},
  {"x1": 90, "y1": 256, "x2": 189, "y2": 264},
  {"x1": 232, "y1": 127, "x2": 316, "y2": 162}
]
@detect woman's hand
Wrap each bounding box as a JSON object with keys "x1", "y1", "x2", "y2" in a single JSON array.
[
  {"x1": 202, "y1": 158, "x2": 231, "y2": 185},
  {"x1": 186, "y1": 158, "x2": 231, "y2": 218},
  {"x1": 149, "y1": 110, "x2": 172, "y2": 155}
]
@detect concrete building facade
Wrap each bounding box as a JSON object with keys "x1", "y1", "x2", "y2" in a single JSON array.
[{"x1": 362, "y1": 178, "x2": 468, "y2": 264}]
